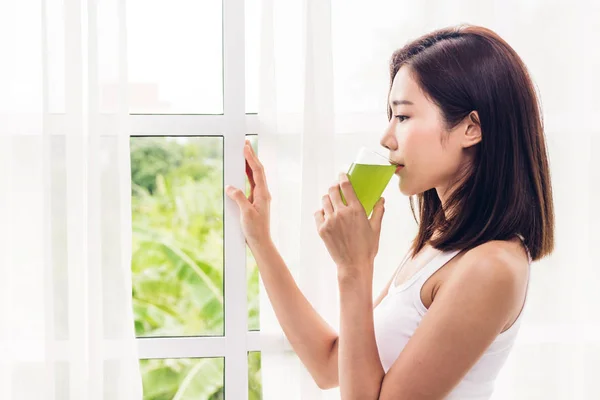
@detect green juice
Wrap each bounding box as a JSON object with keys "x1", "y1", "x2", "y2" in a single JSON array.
[{"x1": 341, "y1": 163, "x2": 396, "y2": 216}]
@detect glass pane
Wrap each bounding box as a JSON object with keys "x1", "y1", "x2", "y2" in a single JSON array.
[
  {"x1": 126, "y1": 0, "x2": 223, "y2": 114},
  {"x1": 247, "y1": 245, "x2": 259, "y2": 331},
  {"x1": 140, "y1": 358, "x2": 224, "y2": 400},
  {"x1": 248, "y1": 352, "x2": 263, "y2": 399},
  {"x1": 246, "y1": 136, "x2": 260, "y2": 331},
  {"x1": 131, "y1": 136, "x2": 224, "y2": 337},
  {"x1": 245, "y1": 0, "x2": 260, "y2": 114}
]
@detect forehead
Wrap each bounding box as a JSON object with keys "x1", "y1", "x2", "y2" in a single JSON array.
[{"x1": 389, "y1": 66, "x2": 422, "y2": 103}]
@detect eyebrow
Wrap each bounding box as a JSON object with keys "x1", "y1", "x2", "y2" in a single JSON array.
[{"x1": 389, "y1": 100, "x2": 414, "y2": 107}]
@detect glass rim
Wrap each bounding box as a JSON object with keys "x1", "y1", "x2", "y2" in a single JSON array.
[{"x1": 356, "y1": 146, "x2": 394, "y2": 165}]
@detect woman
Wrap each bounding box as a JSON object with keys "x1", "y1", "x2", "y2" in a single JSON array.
[{"x1": 226, "y1": 24, "x2": 554, "y2": 400}]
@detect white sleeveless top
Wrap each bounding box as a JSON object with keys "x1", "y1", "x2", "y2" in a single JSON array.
[{"x1": 373, "y1": 237, "x2": 532, "y2": 399}]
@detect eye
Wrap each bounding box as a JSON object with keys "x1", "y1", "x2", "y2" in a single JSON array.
[{"x1": 395, "y1": 115, "x2": 409, "y2": 123}]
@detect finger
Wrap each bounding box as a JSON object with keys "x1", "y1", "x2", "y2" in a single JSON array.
[
  {"x1": 328, "y1": 183, "x2": 345, "y2": 210},
  {"x1": 369, "y1": 197, "x2": 386, "y2": 233},
  {"x1": 246, "y1": 139, "x2": 256, "y2": 156},
  {"x1": 246, "y1": 159, "x2": 256, "y2": 188},
  {"x1": 246, "y1": 159, "x2": 255, "y2": 203},
  {"x1": 226, "y1": 185, "x2": 252, "y2": 212},
  {"x1": 322, "y1": 195, "x2": 334, "y2": 217},
  {"x1": 314, "y1": 209, "x2": 325, "y2": 228},
  {"x1": 338, "y1": 172, "x2": 360, "y2": 206},
  {"x1": 244, "y1": 144, "x2": 270, "y2": 198}
]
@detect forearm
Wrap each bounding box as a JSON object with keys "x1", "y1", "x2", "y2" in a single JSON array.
[
  {"x1": 248, "y1": 239, "x2": 339, "y2": 388},
  {"x1": 338, "y1": 268, "x2": 385, "y2": 399}
]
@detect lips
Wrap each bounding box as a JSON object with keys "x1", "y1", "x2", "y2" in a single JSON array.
[{"x1": 395, "y1": 165, "x2": 404, "y2": 173}]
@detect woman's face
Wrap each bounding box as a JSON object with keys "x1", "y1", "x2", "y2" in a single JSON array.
[{"x1": 380, "y1": 66, "x2": 480, "y2": 202}]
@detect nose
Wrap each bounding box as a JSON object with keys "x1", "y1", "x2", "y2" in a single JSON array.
[{"x1": 380, "y1": 120, "x2": 397, "y2": 151}]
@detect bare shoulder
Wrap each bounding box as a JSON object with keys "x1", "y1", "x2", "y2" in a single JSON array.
[
  {"x1": 443, "y1": 239, "x2": 529, "y2": 311},
  {"x1": 464, "y1": 238, "x2": 528, "y2": 270}
]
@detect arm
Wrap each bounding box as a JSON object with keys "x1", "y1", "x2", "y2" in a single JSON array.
[
  {"x1": 337, "y1": 264, "x2": 385, "y2": 399},
  {"x1": 337, "y1": 246, "x2": 523, "y2": 400},
  {"x1": 251, "y1": 238, "x2": 398, "y2": 390},
  {"x1": 320, "y1": 265, "x2": 398, "y2": 389},
  {"x1": 248, "y1": 239, "x2": 339, "y2": 389},
  {"x1": 226, "y1": 141, "x2": 340, "y2": 388}
]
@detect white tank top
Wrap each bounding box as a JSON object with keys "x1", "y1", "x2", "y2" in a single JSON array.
[{"x1": 373, "y1": 237, "x2": 532, "y2": 399}]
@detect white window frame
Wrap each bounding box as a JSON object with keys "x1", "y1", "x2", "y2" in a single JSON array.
[{"x1": 130, "y1": 0, "x2": 285, "y2": 399}]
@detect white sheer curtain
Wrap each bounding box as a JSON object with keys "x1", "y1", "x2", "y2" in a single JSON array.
[
  {"x1": 0, "y1": 1, "x2": 142, "y2": 399},
  {"x1": 258, "y1": 0, "x2": 600, "y2": 399}
]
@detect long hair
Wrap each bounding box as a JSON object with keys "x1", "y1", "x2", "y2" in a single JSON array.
[{"x1": 389, "y1": 25, "x2": 554, "y2": 261}]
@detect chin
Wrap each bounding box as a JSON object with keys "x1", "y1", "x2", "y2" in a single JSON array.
[
  {"x1": 398, "y1": 181, "x2": 415, "y2": 196},
  {"x1": 398, "y1": 179, "x2": 431, "y2": 197}
]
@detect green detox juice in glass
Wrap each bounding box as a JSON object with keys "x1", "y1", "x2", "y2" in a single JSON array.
[{"x1": 342, "y1": 162, "x2": 396, "y2": 216}]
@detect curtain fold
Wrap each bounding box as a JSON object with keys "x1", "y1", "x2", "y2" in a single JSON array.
[{"x1": 0, "y1": 0, "x2": 142, "y2": 399}]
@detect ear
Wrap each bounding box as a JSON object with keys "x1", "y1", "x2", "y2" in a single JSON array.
[{"x1": 462, "y1": 111, "x2": 482, "y2": 149}]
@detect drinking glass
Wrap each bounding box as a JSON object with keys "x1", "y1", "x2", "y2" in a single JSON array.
[{"x1": 341, "y1": 147, "x2": 396, "y2": 216}]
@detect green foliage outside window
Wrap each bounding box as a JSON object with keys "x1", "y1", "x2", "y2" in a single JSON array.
[{"x1": 130, "y1": 136, "x2": 261, "y2": 400}]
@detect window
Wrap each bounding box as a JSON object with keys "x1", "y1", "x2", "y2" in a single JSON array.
[
  {"x1": 131, "y1": 134, "x2": 260, "y2": 399},
  {"x1": 128, "y1": 0, "x2": 263, "y2": 398}
]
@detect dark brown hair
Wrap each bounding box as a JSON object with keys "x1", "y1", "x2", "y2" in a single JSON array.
[{"x1": 388, "y1": 25, "x2": 554, "y2": 261}]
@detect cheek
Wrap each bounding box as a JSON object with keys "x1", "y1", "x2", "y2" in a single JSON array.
[
  {"x1": 403, "y1": 125, "x2": 441, "y2": 167},
  {"x1": 399, "y1": 126, "x2": 449, "y2": 192}
]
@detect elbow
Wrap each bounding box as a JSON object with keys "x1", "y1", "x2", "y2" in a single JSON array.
[
  {"x1": 316, "y1": 377, "x2": 339, "y2": 390},
  {"x1": 313, "y1": 367, "x2": 339, "y2": 390},
  {"x1": 315, "y1": 338, "x2": 340, "y2": 390},
  {"x1": 313, "y1": 366, "x2": 339, "y2": 390}
]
